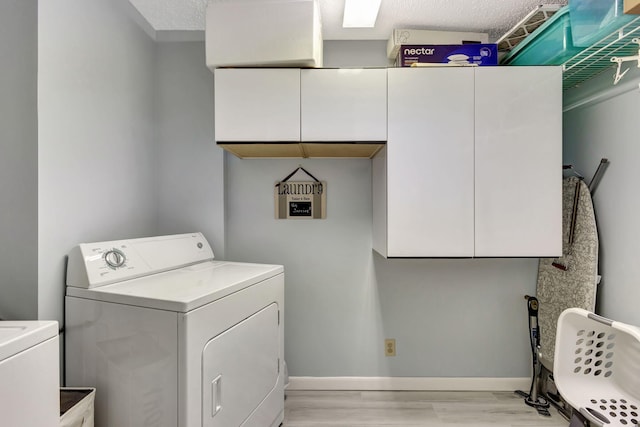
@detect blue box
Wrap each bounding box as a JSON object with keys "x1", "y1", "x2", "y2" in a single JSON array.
[{"x1": 395, "y1": 44, "x2": 498, "y2": 67}]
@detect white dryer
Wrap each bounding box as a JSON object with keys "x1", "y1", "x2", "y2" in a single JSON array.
[{"x1": 65, "y1": 233, "x2": 284, "y2": 427}]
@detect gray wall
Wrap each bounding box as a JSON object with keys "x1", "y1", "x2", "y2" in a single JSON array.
[
  {"x1": 10, "y1": 1, "x2": 226, "y2": 326},
  {"x1": 38, "y1": 0, "x2": 158, "y2": 322},
  {"x1": 225, "y1": 41, "x2": 538, "y2": 378},
  {"x1": 155, "y1": 42, "x2": 225, "y2": 258},
  {"x1": 564, "y1": 67, "x2": 640, "y2": 326},
  {"x1": 226, "y1": 157, "x2": 538, "y2": 377},
  {"x1": 0, "y1": 0, "x2": 38, "y2": 320}
]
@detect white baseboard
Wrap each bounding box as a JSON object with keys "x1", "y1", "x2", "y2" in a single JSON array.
[{"x1": 288, "y1": 376, "x2": 530, "y2": 392}]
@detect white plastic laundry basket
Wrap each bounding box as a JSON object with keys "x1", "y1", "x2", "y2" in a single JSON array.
[{"x1": 554, "y1": 308, "x2": 640, "y2": 426}]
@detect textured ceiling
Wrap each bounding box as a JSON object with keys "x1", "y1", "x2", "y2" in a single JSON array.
[{"x1": 128, "y1": 0, "x2": 568, "y2": 41}]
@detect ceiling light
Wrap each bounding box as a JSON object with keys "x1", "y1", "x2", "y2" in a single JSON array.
[{"x1": 343, "y1": 0, "x2": 382, "y2": 28}]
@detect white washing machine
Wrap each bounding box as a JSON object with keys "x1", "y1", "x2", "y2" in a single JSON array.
[
  {"x1": 65, "y1": 233, "x2": 284, "y2": 427},
  {"x1": 0, "y1": 320, "x2": 60, "y2": 427}
]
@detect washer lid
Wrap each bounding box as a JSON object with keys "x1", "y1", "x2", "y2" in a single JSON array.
[
  {"x1": 65, "y1": 260, "x2": 283, "y2": 312},
  {"x1": 0, "y1": 321, "x2": 58, "y2": 361}
]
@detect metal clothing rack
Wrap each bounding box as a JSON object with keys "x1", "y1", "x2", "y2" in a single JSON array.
[
  {"x1": 563, "y1": 16, "x2": 640, "y2": 90},
  {"x1": 611, "y1": 38, "x2": 640, "y2": 85}
]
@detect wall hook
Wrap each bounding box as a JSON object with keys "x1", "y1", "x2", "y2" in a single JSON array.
[{"x1": 610, "y1": 38, "x2": 640, "y2": 85}]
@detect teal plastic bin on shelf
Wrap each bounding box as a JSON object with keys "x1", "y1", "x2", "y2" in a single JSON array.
[
  {"x1": 570, "y1": 0, "x2": 635, "y2": 47},
  {"x1": 501, "y1": 6, "x2": 585, "y2": 66},
  {"x1": 501, "y1": 1, "x2": 636, "y2": 66}
]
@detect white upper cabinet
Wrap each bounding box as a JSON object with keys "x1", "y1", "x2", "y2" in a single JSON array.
[
  {"x1": 300, "y1": 69, "x2": 387, "y2": 141},
  {"x1": 474, "y1": 66, "x2": 562, "y2": 257},
  {"x1": 214, "y1": 68, "x2": 300, "y2": 142},
  {"x1": 379, "y1": 67, "x2": 475, "y2": 257},
  {"x1": 214, "y1": 68, "x2": 387, "y2": 147},
  {"x1": 213, "y1": 67, "x2": 561, "y2": 257},
  {"x1": 374, "y1": 66, "x2": 562, "y2": 258}
]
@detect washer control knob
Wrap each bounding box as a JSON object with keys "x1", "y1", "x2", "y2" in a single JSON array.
[{"x1": 104, "y1": 248, "x2": 126, "y2": 269}]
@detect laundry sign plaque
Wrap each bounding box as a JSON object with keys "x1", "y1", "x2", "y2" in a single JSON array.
[{"x1": 275, "y1": 167, "x2": 326, "y2": 219}]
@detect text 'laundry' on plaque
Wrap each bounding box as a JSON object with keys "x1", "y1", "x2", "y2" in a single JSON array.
[{"x1": 274, "y1": 166, "x2": 326, "y2": 219}]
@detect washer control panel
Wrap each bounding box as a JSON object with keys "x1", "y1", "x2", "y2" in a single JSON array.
[{"x1": 66, "y1": 233, "x2": 214, "y2": 289}]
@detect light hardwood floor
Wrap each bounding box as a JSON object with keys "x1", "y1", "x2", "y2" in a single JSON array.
[{"x1": 284, "y1": 390, "x2": 570, "y2": 427}]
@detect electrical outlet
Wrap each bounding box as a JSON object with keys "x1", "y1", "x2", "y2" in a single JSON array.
[{"x1": 384, "y1": 339, "x2": 396, "y2": 357}]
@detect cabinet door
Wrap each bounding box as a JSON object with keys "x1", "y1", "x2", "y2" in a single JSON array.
[
  {"x1": 386, "y1": 68, "x2": 475, "y2": 257},
  {"x1": 301, "y1": 68, "x2": 387, "y2": 141},
  {"x1": 214, "y1": 68, "x2": 300, "y2": 142},
  {"x1": 474, "y1": 67, "x2": 562, "y2": 257}
]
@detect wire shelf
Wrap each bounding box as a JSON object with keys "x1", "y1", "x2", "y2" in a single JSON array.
[{"x1": 563, "y1": 16, "x2": 640, "y2": 90}]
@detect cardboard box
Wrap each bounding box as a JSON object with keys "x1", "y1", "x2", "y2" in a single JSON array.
[
  {"x1": 396, "y1": 44, "x2": 498, "y2": 67},
  {"x1": 206, "y1": 0, "x2": 323, "y2": 69},
  {"x1": 625, "y1": 0, "x2": 640, "y2": 14},
  {"x1": 387, "y1": 29, "x2": 489, "y2": 60}
]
